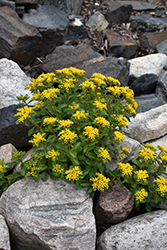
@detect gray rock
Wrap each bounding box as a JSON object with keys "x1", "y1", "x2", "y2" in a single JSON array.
[
  {"x1": 128, "y1": 53, "x2": 167, "y2": 80},
  {"x1": 94, "y1": 182, "x2": 134, "y2": 235},
  {"x1": 116, "y1": 1, "x2": 157, "y2": 11},
  {"x1": 0, "y1": 143, "x2": 16, "y2": 171},
  {"x1": 106, "y1": 4, "x2": 133, "y2": 24},
  {"x1": 123, "y1": 104, "x2": 167, "y2": 143},
  {"x1": 23, "y1": 5, "x2": 69, "y2": 56},
  {"x1": 38, "y1": 0, "x2": 84, "y2": 15},
  {"x1": 0, "y1": 104, "x2": 33, "y2": 148},
  {"x1": 135, "y1": 93, "x2": 166, "y2": 113},
  {"x1": 0, "y1": 6, "x2": 42, "y2": 66},
  {"x1": 86, "y1": 11, "x2": 109, "y2": 31},
  {"x1": 129, "y1": 73, "x2": 158, "y2": 96},
  {"x1": 140, "y1": 31, "x2": 167, "y2": 50},
  {"x1": 0, "y1": 58, "x2": 32, "y2": 109},
  {"x1": 97, "y1": 210, "x2": 167, "y2": 250},
  {"x1": 0, "y1": 177, "x2": 96, "y2": 250},
  {"x1": 0, "y1": 214, "x2": 10, "y2": 250},
  {"x1": 130, "y1": 14, "x2": 167, "y2": 32},
  {"x1": 40, "y1": 40, "x2": 130, "y2": 86},
  {"x1": 156, "y1": 68, "x2": 167, "y2": 102},
  {"x1": 103, "y1": 29, "x2": 138, "y2": 59},
  {"x1": 0, "y1": 0, "x2": 15, "y2": 9},
  {"x1": 64, "y1": 16, "x2": 88, "y2": 44},
  {"x1": 157, "y1": 39, "x2": 167, "y2": 55}
]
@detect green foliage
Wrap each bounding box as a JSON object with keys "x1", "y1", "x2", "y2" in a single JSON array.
[{"x1": 0, "y1": 68, "x2": 167, "y2": 211}]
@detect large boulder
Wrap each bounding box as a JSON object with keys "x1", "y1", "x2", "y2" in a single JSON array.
[
  {"x1": 40, "y1": 39, "x2": 130, "y2": 86},
  {"x1": 97, "y1": 210, "x2": 167, "y2": 250},
  {"x1": 0, "y1": 6, "x2": 42, "y2": 66},
  {"x1": 23, "y1": 5, "x2": 69, "y2": 56},
  {"x1": 0, "y1": 177, "x2": 96, "y2": 250},
  {"x1": 0, "y1": 214, "x2": 11, "y2": 250},
  {"x1": 0, "y1": 58, "x2": 31, "y2": 109}
]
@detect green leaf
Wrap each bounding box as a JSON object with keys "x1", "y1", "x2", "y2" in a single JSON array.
[
  {"x1": 39, "y1": 165, "x2": 48, "y2": 171},
  {"x1": 116, "y1": 178, "x2": 124, "y2": 190},
  {"x1": 145, "y1": 203, "x2": 152, "y2": 212},
  {"x1": 41, "y1": 171, "x2": 48, "y2": 181},
  {"x1": 75, "y1": 180, "x2": 81, "y2": 189}
]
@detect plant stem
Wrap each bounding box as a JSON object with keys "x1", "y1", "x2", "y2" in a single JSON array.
[
  {"x1": 3, "y1": 175, "x2": 8, "y2": 186},
  {"x1": 28, "y1": 119, "x2": 42, "y2": 129},
  {"x1": 52, "y1": 100, "x2": 58, "y2": 115},
  {"x1": 50, "y1": 125, "x2": 59, "y2": 142}
]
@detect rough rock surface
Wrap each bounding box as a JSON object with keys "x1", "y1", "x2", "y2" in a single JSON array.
[
  {"x1": 94, "y1": 182, "x2": 134, "y2": 235},
  {"x1": 0, "y1": 214, "x2": 11, "y2": 250},
  {"x1": 0, "y1": 6, "x2": 42, "y2": 66},
  {"x1": 40, "y1": 39, "x2": 130, "y2": 86},
  {"x1": 128, "y1": 53, "x2": 167, "y2": 80},
  {"x1": 23, "y1": 5, "x2": 69, "y2": 56},
  {"x1": 0, "y1": 105, "x2": 33, "y2": 149},
  {"x1": 0, "y1": 143, "x2": 16, "y2": 171},
  {"x1": 123, "y1": 103, "x2": 167, "y2": 143},
  {"x1": 97, "y1": 210, "x2": 167, "y2": 250},
  {"x1": 0, "y1": 58, "x2": 31, "y2": 109},
  {"x1": 129, "y1": 73, "x2": 158, "y2": 96},
  {"x1": 0, "y1": 177, "x2": 96, "y2": 250}
]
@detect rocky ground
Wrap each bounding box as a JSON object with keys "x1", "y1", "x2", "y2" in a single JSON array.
[{"x1": 80, "y1": 0, "x2": 167, "y2": 57}]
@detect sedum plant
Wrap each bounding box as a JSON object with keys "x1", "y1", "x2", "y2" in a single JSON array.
[{"x1": 0, "y1": 67, "x2": 167, "y2": 211}]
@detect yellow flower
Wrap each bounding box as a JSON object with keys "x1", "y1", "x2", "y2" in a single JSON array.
[
  {"x1": 83, "y1": 126, "x2": 99, "y2": 140},
  {"x1": 106, "y1": 77, "x2": 121, "y2": 86},
  {"x1": 59, "y1": 78, "x2": 75, "y2": 92},
  {"x1": 12, "y1": 149, "x2": 23, "y2": 159},
  {"x1": 160, "y1": 153, "x2": 167, "y2": 163},
  {"x1": 46, "y1": 150, "x2": 60, "y2": 161},
  {"x1": 68, "y1": 67, "x2": 86, "y2": 77},
  {"x1": 58, "y1": 119, "x2": 74, "y2": 128},
  {"x1": 121, "y1": 86, "x2": 134, "y2": 100},
  {"x1": 14, "y1": 106, "x2": 34, "y2": 123},
  {"x1": 123, "y1": 104, "x2": 136, "y2": 116},
  {"x1": 94, "y1": 117, "x2": 110, "y2": 128},
  {"x1": 41, "y1": 88, "x2": 60, "y2": 100},
  {"x1": 33, "y1": 101, "x2": 44, "y2": 109},
  {"x1": 58, "y1": 129, "x2": 77, "y2": 144},
  {"x1": 90, "y1": 77, "x2": 106, "y2": 87},
  {"x1": 31, "y1": 92, "x2": 41, "y2": 101},
  {"x1": 121, "y1": 147, "x2": 130, "y2": 155},
  {"x1": 144, "y1": 143, "x2": 157, "y2": 151},
  {"x1": 153, "y1": 176, "x2": 167, "y2": 196},
  {"x1": 93, "y1": 100, "x2": 107, "y2": 111},
  {"x1": 158, "y1": 145, "x2": 167, "y2": 153},
  {"x1": 29, "y1": 133, "x2": 46, "y2": 147},
  {"x1": 0, "y1": 159, "x2": 8, "y2": 173},
  {"x1": 25, "y1": 165, "x2": 40, "y2": 178},
  {"x1": 65, "y1": 166, "x2": 82, "y2": 181},
  {"x1": 135, "y1": 188, "x2": 148, "y2": 202},
  {"x1": 135, "y1": 170, "x2": 149, "y2": 182},
  {"x1": 90, "y1": 173, "x2": 110, "y2": 192},
  {"x1": 106, "y1": 86, "x2": 121, "y2": 96},
  {"x1": 139, "y1": 148, "x2": 156, "y2": 161},
  {"x1": 80, "y1": 80, "x2": 96, "y2": 91},
  {"x1": 69, "y1": 102, "x2": 80, "y2": 111},
  {"x1": 113, "y1": 131, "x2": 124, "y2": 142},
  {"x1": 53, "y1": 164, "x2": 64, "y2": 173},
  {"x1": 117, "y1": 162, "x2": 133, "y2": 176},
  {"x1": 98, "y1": 147, "x2": 111, "y2": 162},
  {"x1": 113, "y1": 115, "x2": 128, "y2": 128},
  {"x1": 43, "y1": 117, "x2": 58, "y2": 126},
  {"x1": 72, "y1": 110, "x2": 88, "y2": 120},
  {"x1": 91, "y1": 73, "x2": 106, "y2": 80}
]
